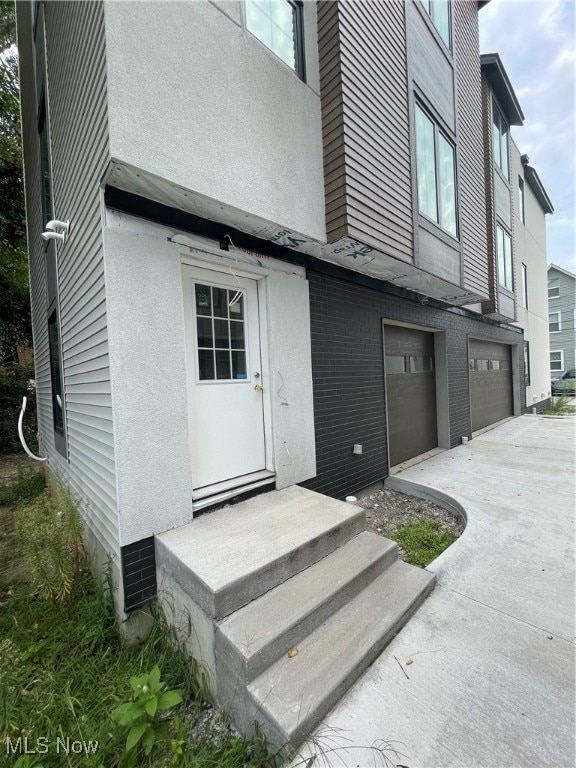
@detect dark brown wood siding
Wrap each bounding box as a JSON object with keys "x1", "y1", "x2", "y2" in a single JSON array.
[
  {"x1": 317, "y1": 0, "x2": 413, "y2": 261},
  {"x1": 454, "y1": 0, "x2": 489, "y2": 298},
  {"x1": 318, "y1": 1, "x2": 348, "y2": 241}
]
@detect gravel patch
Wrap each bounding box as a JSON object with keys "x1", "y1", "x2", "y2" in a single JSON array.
[{"x1": 355, "y1": 486, "x2": 464, "y2": 560}]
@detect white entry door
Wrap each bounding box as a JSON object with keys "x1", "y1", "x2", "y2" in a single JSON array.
[{"x1": 183, "y1": 265, "x2": 267, "y2": 490}]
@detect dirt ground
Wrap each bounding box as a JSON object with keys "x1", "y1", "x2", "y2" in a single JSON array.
[
  {"x1": 0, "y1": 453, "x2": 29, "y2": 482},
  {"x1": 357, "y1": 485, "x2": 464, "y2": 543}
]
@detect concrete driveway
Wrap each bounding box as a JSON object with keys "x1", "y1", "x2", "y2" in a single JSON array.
[{"x1": 301, "y1": 415, "x2": 575, "y2": 768}]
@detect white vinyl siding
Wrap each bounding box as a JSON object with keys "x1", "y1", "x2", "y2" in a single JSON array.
[{"x1": 18, "y1": 0, "x2": 119, "y2": 559}]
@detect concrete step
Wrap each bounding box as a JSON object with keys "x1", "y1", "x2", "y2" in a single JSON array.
[
  {"x1": 240, "y1": 560, "x2": 435, "y2": 747},
  {"x1": 155, "y1": 486, "x2": 365, "y2": 619},
  {"x1": 216, "y1": 532, "x2": 398, "y2": 684}
]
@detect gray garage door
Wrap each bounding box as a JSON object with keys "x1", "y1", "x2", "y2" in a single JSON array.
[
  {"x1": 385, "y1": 325, "x2": 437, "y2": 467},
  {"x1": 469, "y1": 339, "x2": 513, "y2": 432}
]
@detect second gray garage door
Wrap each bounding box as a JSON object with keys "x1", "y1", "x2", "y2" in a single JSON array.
[
  {"x1": 385, "y1": 325, "x2": 437, "y2": 467},
  {"x1": 469, "y1": 338, "x2": 513, "y2": 432}
]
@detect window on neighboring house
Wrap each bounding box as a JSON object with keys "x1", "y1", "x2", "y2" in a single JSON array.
[
  {"x1": 418, "y1": 0, "x2": 451, "y2": 48},
  {"x1": 245, "y1": 0, "x2": 305, "y2": 78},
  {"x1": 492, "y1": 102, "x2": 509, "y2": 179},
  {"x1": 523, "y1": 341, "x2": 530, "y2": 386},
  {"x1": 520, "y1": 263, "x2": 528, "y2": 308},
  {"x1": 550, "y1": 350, "x2": 563, "y2": 372},
  {"x1": 518, "y1": 177, "x2": 525, "y2": 224},
  {"x1": 549, "y1": 312, "x2": 561, "y2": 332},
  {"x1": 415, "y1": 103, "x2": 457, "y2": 237},
  {"x1": 496, "y1": 224, "x2": 513, "y2": 291},
  {"x1": 548, "y1": 277, "x2": 560, "y2": 298}
]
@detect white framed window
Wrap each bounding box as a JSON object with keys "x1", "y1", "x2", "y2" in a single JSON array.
[
  {"x1": 496, "y1": 224, "x2": 513, "y2": 291},
  {"x1": 549, "y1": 312, "x2": 562, "y2": 333},
  {"x1": 548, "y1": 277, "x2": 560, "y2": 299},
  {"x1": 518, "y1": 177, "x2": 525, "y2": 224},
  {"x1": 418, "y1": 0, "x2": 451, "y2": 49},
  {"x1": 415, "y1": 103, "x2": 458, "y2": 237},
  {"x1": 245, "y1": 0, "x2": 305, "y2": 78},
  {"x1": 550, "y1": 351, "x2": 564, "y2": 372},
  {"x1": 492, "y1": 101, "x2": 509, "y2": 179},
  {"x1": 520, "y1": 263, "x2": 528, "y2": 308}
]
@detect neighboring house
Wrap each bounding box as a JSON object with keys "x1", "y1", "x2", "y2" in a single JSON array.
[
  {"x1": 511, "y1": 145, "x2": 554, "y2": 409},
  {"x1": 479, "y1": 55, "x2": 553, "y2": 411},
  {"x1": 548, "y1": 264, "x2": 576, "y2": 377},
  {"x1": 16, "y1": 0, "x2": 554, "y2": 742}
]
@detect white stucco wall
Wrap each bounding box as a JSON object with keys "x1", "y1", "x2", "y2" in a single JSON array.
[
  {"x1": 103, "y1": 216, "x2": 316, "y2": 544},
  {"x1": 266, "y1": 269, "x2": 316, "y2": 488},
  {"x1": 511, "y1": 144, "x2": 551, "y2": 404},
  {"x1": 103, "y1": 0, "x2": 325, "y2": 242},
  {"x1": 103, "y1": 226, "x2": 194, "y2": 546}
]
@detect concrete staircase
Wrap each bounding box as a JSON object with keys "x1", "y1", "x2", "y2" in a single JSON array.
[{"x1": 155, "y1": 486, "x2": 435, "y2": 748}]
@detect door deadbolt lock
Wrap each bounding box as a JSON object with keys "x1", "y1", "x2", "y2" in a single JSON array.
[{"x1": 254, "y1": 384, "x2": 263, "y2": 392}]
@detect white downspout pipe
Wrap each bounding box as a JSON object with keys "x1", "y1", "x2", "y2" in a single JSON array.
[{"x1": 18, "y1": 396, "x2": 46, "y2": 462}]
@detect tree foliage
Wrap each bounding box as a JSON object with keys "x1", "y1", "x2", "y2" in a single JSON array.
[{"x1": 0, "y1": 0, "x2": 31, "y2": 364}]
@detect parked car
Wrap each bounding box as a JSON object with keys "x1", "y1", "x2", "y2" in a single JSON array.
[{"x1": 551, "y1": 369, "x2": 576, "y2": 395}]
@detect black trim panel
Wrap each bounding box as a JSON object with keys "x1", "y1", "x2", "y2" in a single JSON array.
[{"x1": 121, "y1": 537, "x2": 157, "y2": 613}]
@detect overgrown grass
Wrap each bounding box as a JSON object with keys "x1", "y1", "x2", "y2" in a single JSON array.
[
  {"x1": 393, "y1": 519, "x2": 457, "y2": 568},
  {"x1": 0, "y1": 466, "x2": 45, "y2": 506},
  {"x1": 0, "y1": 473, "x2": 277, "y2": 768}
]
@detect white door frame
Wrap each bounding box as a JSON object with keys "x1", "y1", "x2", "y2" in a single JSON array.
[{"x1": 180, "y1": 251, "x2": 275, "y2": 490}]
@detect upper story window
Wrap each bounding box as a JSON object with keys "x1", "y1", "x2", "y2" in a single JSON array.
[
  {"x1": 548, "y1": 276, "x2": 560, "y2": 298},
  {"x1": 550, "y1": 351, "x2": 563, "y2": 372},
  {"x1": 549, "y1": 312, "x2": 561, "y2": 333},
  {"x1": 496, "y1": 224, "x2": 513, "y2": 291},
  {"x1": 415, "y1": 103, "x2": 457, "y2": 238},
  {"x1": 524, "y1": 341, "x2": 530, "y2": 386},
  {"x1": 520, "y1": 263, "x2": 528, "y2": 308},
  {"x1": 419, "y1": 0, "x2": 451, "y2": 49},
  {"x1": 518, "y1": 177, "x2": 525, "y2": 223},
  {"x1": 492, "y1": 102, "x2": 509, "y2": 179},
  {"x1": 245, "y1": 0, "x2": 305, "y2": 79}
]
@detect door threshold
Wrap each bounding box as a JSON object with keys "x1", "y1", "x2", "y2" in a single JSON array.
[{"x1": 192, "y1": 470, "x2": 276, "y2": 512}]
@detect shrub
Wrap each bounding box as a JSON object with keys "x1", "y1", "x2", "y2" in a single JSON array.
[
  {"x1": 0, "y1": 363, "x2": 37, "y2": 454},
  {"x1": 545, "y1": 394, "x2": 575, "y2": 415}
]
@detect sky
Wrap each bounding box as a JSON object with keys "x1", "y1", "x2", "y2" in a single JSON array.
[{"x1": 479, "y1": 0, "x2": 575, "y2": 273}]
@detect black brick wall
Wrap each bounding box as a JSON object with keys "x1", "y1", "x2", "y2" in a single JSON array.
[
  {"x1": 523, "y1": 397, "x2": 550, "y2": 415},
  {"x1": 121, "y1": 537, "x2": 156, "y2": 612},
  {"x1": 301, "y1": 270, "x2": 526, "y2": 499}
]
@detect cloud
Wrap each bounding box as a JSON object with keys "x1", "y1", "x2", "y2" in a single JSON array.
[
  {"x1": 481, "y1": 0, "x2": 575, "y2": 263},
  {"x1": 553, "y1": 46, "x2": 576, "y2": 71}
]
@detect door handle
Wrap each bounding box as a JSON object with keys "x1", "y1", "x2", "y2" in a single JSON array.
[{"x1": 254, "y1": 384, "x2": 263, "y2": 392}]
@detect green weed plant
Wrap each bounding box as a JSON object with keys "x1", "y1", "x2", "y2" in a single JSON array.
[{"x1": 394, "y1": 519, "x2": 457, "y2": 567}]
